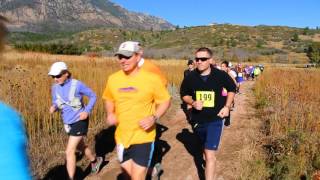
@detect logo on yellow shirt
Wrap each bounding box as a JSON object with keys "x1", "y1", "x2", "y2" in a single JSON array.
[{"x1": 118, "y1": 87, "x2": 138, "y2": 92}]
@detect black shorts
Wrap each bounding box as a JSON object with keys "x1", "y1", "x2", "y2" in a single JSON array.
[
  {"x1": 64, "y1": 119, "x2": 89, "y2": 136},
  {"x1": 119, "y1": 142, "x2": 154, "y2": 167}
]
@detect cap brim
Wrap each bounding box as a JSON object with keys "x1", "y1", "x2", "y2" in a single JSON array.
[
  {"x1": 114, "y1": 50, "x2": 134, "y2": 57},
  {"x1": 48, "y1": 69, "x2": 65, "y2": 76},
  {"x1": 48, "y1": 70, "x2": 60, "y2": 76}
]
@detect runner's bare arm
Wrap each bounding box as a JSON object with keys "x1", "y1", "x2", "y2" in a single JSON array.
[
  {"x1": 182, "y1": 95, "x2": 203, "y2": 110},
  {"x1": 139, "y1": 99, "x2": 171, "y2": 130},
  {"x1": 105, "y1": 100, "x2": 117, "y2": 125},
  {"x1": 225, "y1": 92, "x2": 235, "y2": 108},
  {"x1": 218, "y1": 92, "x2": 235, "y2": 118},
  {"x1": 79, "y1": 112, "x2": 89, "y2": 120},
  {"x1": 182, "y1": 95, "x2": 194, "y2": 105},
  {"x1": 49, "y1": 105, "x2": 56, "y2": 114}
]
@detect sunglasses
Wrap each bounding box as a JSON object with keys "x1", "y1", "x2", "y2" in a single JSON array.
[
  {"x1": 117, "y1": 54, "x2": 132, "y2": 60},
  {"x1": 195, "y1": 57, "x2": 210, "y2": 62},
  {"x1": 51, "y1": 74, "x2": 63, "y2": 79}
]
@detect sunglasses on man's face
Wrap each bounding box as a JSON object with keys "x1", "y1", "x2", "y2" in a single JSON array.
[
  {"x1": 195, "y1": 57, "x2": 210, "y2": 62},
  {"x1": 51, "y1": 74, "x2": 63, "y2": 79},
  {"x1": 117, "y1": 54, "x2": 132, "y2": 60}
]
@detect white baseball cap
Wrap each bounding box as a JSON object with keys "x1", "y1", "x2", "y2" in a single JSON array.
[
  {"x1": 48, "y1": 61, "x2": 68, "y2": 76},
  {"x1": 115, "y1": 41, "x2": 141, "y2": 57}
]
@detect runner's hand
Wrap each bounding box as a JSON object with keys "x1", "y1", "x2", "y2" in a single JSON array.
[
  {"x1": 79, "y1": 112, "x2": 89, "y2": 120},
  {"x1": 49, "y1": 105, "x2": 56, "y2": 114},
  {"x1": 139, "y1": 116, "x2": 155, "y2": 131},
  {"x1": 217, "y1": 107, "x2": 229, "y2": 118},
  {"x1": 106, "y1": 113, "x2": 117, "y2": 125},
  {"x1": 192, "y1": 100, "x2": 203, "y2": 110}
]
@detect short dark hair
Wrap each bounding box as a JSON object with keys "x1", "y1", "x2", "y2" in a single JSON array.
[
  {"x1": 61, "y1": 70, "x2": 72, "y2": 78},
  {"x1": 195, "y1": 47, "x2": 213, "y2": 57},
  {"x1": 221, "y1": 60, "x2": 229, "y2": 67}
]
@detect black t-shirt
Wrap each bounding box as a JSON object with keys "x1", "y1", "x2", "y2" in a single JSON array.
[
  {"x1": 180, "y1": 68, "x2": 237, "y2": 123},
  {"x1": 200, "y1": 74, "x2": 209, "y2": 82},
  {"x1": 183, "y1": 69, "x2": 193, "y2": 78}
]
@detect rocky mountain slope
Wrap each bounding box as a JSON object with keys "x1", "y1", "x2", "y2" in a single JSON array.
[{"x1": 0, "y1": 0, "x2": 174, "y2": 32}]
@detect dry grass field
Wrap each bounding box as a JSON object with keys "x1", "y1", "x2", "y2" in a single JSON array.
[
  {"x1": 1, "y1": 48, "x2": 319, "y2": 179},
  {"x1": 254, "y1": 68, "x2": 320, "y2": 179},
  {"x1": 0, "y1": 49, "x2": 185, "y2": 178}
]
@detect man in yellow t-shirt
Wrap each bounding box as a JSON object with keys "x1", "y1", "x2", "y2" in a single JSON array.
[{"x1": 102, "y1": 41, "x2": 171, "y2": 179}]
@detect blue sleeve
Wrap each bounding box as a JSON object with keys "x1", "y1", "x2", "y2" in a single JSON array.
[
  {"x1": 78, "y1": 81, "x2": 97, "y2": 113},
  {"x1": 0, "y1": 102, "x2": 32, "y2": 180}
]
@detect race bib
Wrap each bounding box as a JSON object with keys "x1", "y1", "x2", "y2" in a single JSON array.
[{"x1": 196, "y1": 91, "x2": 215, "y2": 107}]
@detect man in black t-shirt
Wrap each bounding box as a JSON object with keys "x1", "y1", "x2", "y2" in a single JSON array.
[{"x1": 180, "y1": 47, "x2": 236, "y2": 180}]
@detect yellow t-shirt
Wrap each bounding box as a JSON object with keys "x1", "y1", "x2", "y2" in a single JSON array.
[{"x1": 102, "y1": 69, "x2": 170, "y2": 148}]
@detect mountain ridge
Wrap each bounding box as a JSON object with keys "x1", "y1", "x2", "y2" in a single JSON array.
[{"x1": 0, "y1": 0, "x2": 175, "y2": 32}]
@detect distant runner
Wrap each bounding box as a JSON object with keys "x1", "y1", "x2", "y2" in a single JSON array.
[
  {"x1": 138, "y1": 56, "x2": 168, "y2": 87},
  {"x1": 254, "y1": 66, "x2": 261, "y2": 78},
  {"x1": 182, "y1": 59, "x2": 196, "y2": 127},
  {"x1": 235, "y1": 63, "x2": 244, "y2": 93},
  {"x1": 221, "y1": 60, "x2": 237, "y2": 127},
  {"x1": 184, "y1": 59, "x2": 195, "y2": 78}
]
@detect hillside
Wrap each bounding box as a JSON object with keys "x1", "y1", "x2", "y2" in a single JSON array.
[
  {"x1": 9, "y1": 24, "x2": 320, "y2": 63},
  {"x1": 0, "y1": 0, "x2": 174, "y2": 32}
]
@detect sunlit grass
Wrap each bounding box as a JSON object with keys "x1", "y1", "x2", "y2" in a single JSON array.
[
  {"x1": 254, "y1": 68, "x2": 320, "y2": 179},
  {"x1": 0, "y1": 50, "x2": 185, "y2": 178}
]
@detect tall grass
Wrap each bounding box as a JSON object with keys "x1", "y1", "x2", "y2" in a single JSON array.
[
  {"x1": 254, "y1": 68, "x2": 320, "y2": 179},
  {"x1": 0, "y1": 50, "x2": 185, "y2": 178}
]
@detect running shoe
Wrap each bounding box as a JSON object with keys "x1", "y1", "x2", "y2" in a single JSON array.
[
  {"x1": 152, "y1": 163, "x2": 163, "y2": 177},
  {"x1": 91, "y1": 156, "x2": 103, "y2": 174}
]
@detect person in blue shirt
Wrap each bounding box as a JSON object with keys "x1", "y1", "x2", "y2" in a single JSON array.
[
  {"x1": 48, "y1": 61, "x2": 102, "y2": 179},
  {"x1": 0, "y1": 101, "x2": 32, "y2": 180},
  {"x1": 1, "y1": 15, "x2": 31, "y2": 180}
]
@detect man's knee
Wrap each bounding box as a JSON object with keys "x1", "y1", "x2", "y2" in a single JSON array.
[
  {"x1": 121, "y1": 159, "x2": 133, "y2": 175},
  {"x1": 131, "y1": 161, "x2": 148, "y2": 180},
  {"x1": 204, "y1": 150, "x2": 217, "y2": 163}
]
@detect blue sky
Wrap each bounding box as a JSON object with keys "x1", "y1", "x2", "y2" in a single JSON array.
[{"x1": 111, "y1": 0, "x2": 319, "y2": 28}]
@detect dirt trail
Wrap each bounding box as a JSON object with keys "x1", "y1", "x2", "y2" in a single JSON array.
[{"x1": 87, "y1": 81, "x2": 258, "y2": 180}]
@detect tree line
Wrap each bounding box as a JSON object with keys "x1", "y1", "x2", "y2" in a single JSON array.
[{"x1": 13, "y1": 43, "x2": 89, "y2": 55}]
